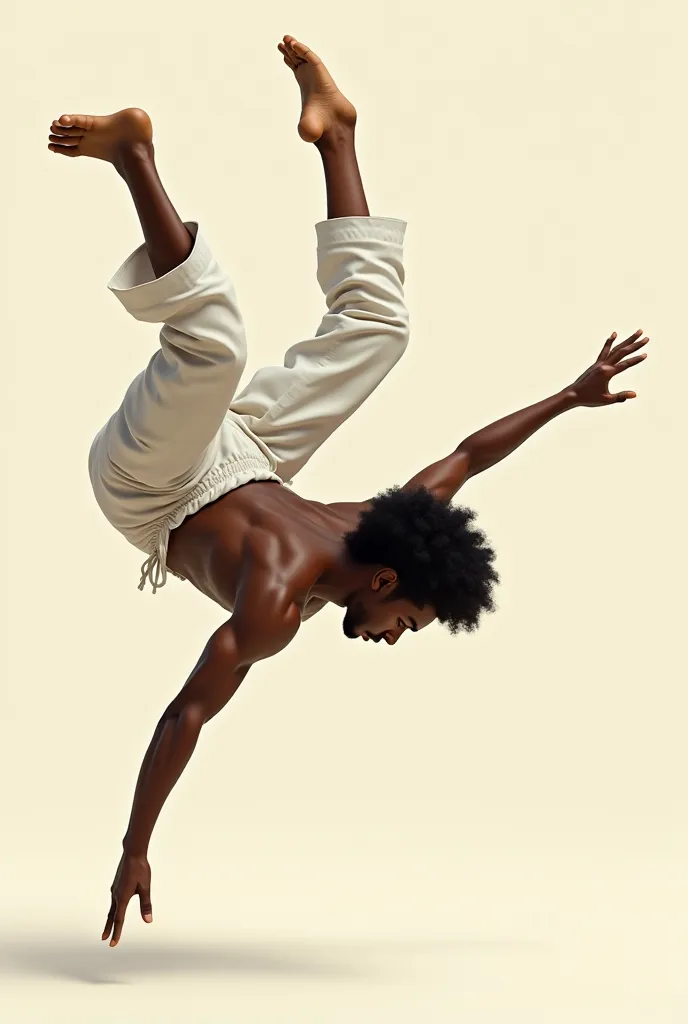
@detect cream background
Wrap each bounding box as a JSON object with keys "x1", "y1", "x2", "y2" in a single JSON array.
[{"x1": 2, "y1": 0, "x2": 686, "y2": 1020}]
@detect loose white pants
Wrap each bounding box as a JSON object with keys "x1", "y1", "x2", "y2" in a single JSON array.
[{"x1": 88, "y1": 216, "x2": 409, "y2": 591}]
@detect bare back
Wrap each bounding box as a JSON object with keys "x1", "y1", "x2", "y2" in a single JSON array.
[{"x1": 166, "y1": 481, "x2": 368, "y2": 614}]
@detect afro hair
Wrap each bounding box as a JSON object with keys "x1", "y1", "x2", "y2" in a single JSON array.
[{"x1": 344, "y1": 485, "x2": 499, "y2": 634}]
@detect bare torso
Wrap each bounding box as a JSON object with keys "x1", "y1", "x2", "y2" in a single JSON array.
[{"x1": 166, "y1": 481, "x2": 369, "y2": 615}]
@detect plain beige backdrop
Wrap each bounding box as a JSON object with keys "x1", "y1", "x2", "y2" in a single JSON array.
[{"x1": 2, "y1": 0, "x2": 686, "y2": 1020}]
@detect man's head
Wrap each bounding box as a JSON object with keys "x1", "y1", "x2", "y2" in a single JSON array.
[{"x1": 341, "y1": 486, "x2": 499, "y2": 645}]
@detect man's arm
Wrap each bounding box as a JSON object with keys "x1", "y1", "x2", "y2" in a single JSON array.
[
  {"x1": 403, "y1": 330, "x2": 648, "y2": 503},
  {"x1": 102, "y1": 589, "x2": 300, "y2": 947}
]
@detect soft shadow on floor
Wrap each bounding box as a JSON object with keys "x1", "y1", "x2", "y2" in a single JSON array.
[
  {"x1": 0, "y1": 934, "x2": 542, "y2": 986},
  {"x1": 0, "y1": 937, "x2": 361, "y2": 985}
]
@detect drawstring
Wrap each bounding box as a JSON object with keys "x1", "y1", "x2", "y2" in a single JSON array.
[
  {"x1": 133, "y1": 458, "x2": 282, "y2": 593},
  {"x1": 138, "y1": 533, "x2": 169, "y2": 594}
]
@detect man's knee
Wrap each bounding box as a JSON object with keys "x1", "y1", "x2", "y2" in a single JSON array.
[{"x1": 381, "y1": 314, "x2": 410, "y2": 365}]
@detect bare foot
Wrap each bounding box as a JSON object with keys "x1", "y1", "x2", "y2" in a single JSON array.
[
  {"x1": 47, "y1": 108, "x2": 153, "y2": 172},
  {"x1": 278, "y1": 36, "x2": 357, "y2": 144}
]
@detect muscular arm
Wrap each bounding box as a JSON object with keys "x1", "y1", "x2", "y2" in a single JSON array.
[
  {"x1": 404, "y1": 389, "x2": 578, "y2": 502},
  {"x1": 403, "y1": 330, "x2": 648, "y2": 503},
  {"x1": 103, "y1": 547, "x2": 304, "y2": 946},
  {"x1": 121, "y1": 589, "x2": 300, "y2": 859}
]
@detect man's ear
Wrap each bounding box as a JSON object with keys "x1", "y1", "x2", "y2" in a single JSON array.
[{"x1": 371, "y1": 568, "x2": 398, "y2": 593}]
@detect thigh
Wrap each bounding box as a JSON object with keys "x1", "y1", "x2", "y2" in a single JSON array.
[{"x1": 105, "y1": 349, "x2": 228, "y2": 488}]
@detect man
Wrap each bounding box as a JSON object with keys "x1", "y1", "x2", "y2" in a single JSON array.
[{"x1": 48, "y1": 36, "x2": 648, "y2": 947}]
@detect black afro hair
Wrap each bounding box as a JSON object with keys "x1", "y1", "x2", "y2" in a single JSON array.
[{"x1": 344, "y1": 485, "x2": 499, "y2": 634}]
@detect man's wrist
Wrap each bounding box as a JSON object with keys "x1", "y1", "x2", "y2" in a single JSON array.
[
  {"x1": 122, "y1": 834, "x2": 148, "y2": 857},
  {"x1": 557, "y1": 387, "x2": 581, "y2": 411}
]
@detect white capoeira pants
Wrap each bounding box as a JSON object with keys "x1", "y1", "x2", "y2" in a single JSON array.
[{"x1": 88, "y1": 216, "x2": 410, "y2": 593}]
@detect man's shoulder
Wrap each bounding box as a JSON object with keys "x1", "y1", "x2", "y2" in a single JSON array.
[
  {"x1": 226, "y1": 531, "x2": 304, "y2": 662},
  {"x1": 243, "y1": 521, "x2": 305, "y2": 571},
  {"x1": 326, "y1": 499, "x2": 371, "y2": 523},
  {"x1": 237, "y1": 522, "x2": 315, "y2": 605}
]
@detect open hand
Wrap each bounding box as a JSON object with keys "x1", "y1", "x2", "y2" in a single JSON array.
[
  {"x1": 570, "y1": 330, "x2": 649, "y2": 407},
  {"x1": 102, "y1": 852, "x2": 153, "y2": 947}
]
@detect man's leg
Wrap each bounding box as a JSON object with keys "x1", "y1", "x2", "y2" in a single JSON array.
[
  {"x1": 50, "y1": 109, "x2": 194, "y2": 276},
  {"x1": 281, "y1": 34, "x2": 368, "y2": 218},
  {"x1": 230, "y1": 38, "x2": 409, "y2": 483},
  {"x1": 49, "y1": 110, "x2": 249, "y2": 487}
]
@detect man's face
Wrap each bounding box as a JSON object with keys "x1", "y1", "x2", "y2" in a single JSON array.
[{"x1": 342, "y1": 570, "x2": 436, "y2": 645}]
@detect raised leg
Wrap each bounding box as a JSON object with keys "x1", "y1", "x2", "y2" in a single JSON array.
[
  {"x1": 49, "y1": 110, "x2": 249, "y2": 488},
  {"x1": 279, "y1": 36, "x2": 369, "y2": 219},
  {"x1": 230, "y1": 39, "x2": 409, "y2": 483},
  {"x1": 49, "y1": 109, "x2": 194, "y2": 277},
  {"x1": 317, "y1": 133, "x2": 370, "y2": 219}
]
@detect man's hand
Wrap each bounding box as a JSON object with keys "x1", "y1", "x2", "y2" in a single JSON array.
[
  {"x1": 570, "y1": 329, "x2": 649, "y2": 407},
  {"x1": 102, "y1": 852, "x2": 152, "y2": 947}
]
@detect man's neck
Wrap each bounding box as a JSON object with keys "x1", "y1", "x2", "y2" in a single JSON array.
[{"x1": 312, "y1": 550, "x2": 368, "y2": 608}]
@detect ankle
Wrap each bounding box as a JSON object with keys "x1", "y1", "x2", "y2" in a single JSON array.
[
  {"x1": 316, "y1": 124, "x2": 356, "y2": 154},
  {"x1": 114, "y1": 141, "x2": 156, "y2": 177}
]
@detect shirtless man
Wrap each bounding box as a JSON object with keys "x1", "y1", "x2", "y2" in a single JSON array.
[{"x1": 48, "y1": 36, "x2": 648, "y2": 947}]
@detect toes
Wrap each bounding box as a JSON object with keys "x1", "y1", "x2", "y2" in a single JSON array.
[
  {"x1": 49, "y1": 133, "x2": 79, "y2": 146},
  {"x1": 278, "y1": 42, "x2": 297, "y2": 70},
  {"x1": 51, "y1": 121, "x2": 85, "y2": 137},
  {"x1": 57, "y1": 114, "x2": 92, "y2": 130},
  {"x1": 48, "y1": 142, "x2": 80, "y2": 157},
  {"x1": 291, "y1": 40, "x2": 320, "y2": 65},
  {"x1": 283, "y1": 36, "x2": 303, "y2": 64}
]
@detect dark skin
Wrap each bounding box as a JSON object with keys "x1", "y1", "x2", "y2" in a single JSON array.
[{"x1": 48, "y1": 36, "x2": 649, "y2": 946}]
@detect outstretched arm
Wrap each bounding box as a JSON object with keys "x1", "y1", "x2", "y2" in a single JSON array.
[
  {"x1": 404, "y1": 330, "x2": 649, "y2": 503},
  {"x1": 102, "y1": 588, "x2": 300, "y2": 947}
]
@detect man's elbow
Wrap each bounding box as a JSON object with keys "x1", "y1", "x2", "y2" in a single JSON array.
[
  {"x1": 159, "y1": 700, "x2": 207, "y2": 735},
  {"x1": 452, "y1": 444, "x2": 476, "y2": 479}
]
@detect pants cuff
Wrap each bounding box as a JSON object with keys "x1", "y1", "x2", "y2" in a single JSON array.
[
  {"x1": 315, "y1": 216, "x2": 407, "y2": 248},
  {"x1": 107, "y1": 221, "x2": 213, "y2": 318}
]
